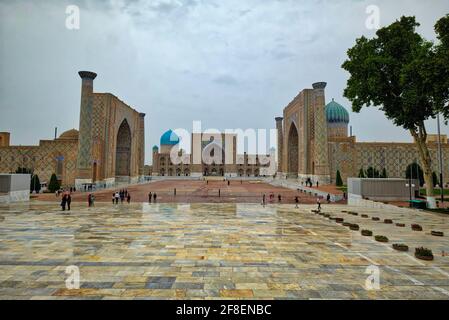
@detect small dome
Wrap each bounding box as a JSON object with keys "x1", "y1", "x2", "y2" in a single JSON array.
[
  {"x1": 152, "y1": 145, "x2": 159, "y2": 150},
  {"x1": 160, "y1": 129, "x2": 180, "y2": 145},
  {"x1": 58, "y1": 129, "x2": 79, "y2": 140},
  {"x1": 326, "y1": 99, "x2": 349, "y2": 124}
]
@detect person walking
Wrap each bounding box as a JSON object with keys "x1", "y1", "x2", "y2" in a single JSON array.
[
  {"x1": 120, "y1": 191, "x2": 124, "y2": 203},
  {"x1": 153, "y1": 193, "x2": 157, "y2": 203},
  {"x1": 127, "y1": 193, "x2": 131, "y2": 204},
  {"x1": 67, "y1": 193, "x2": 72, "y2": 211},
  {"x1": 115, "y1": 192, "x2": 120, "y2": 204},
  {"x1": 295, "y1": 196, "x2": 299, "y2": 208},
  {"x1": 112, "y1": 193, "x2": 115, "y2": 204},
  {"x1": 326, "y1": 193, "x2": 331, "y2": 204},
  {"x1": 262, "y1": 194, "x2": 266, "y2": 206},
  {"x1": 88, "y1": 194, "x2": 92, "y2": 207},
  {"x1": 90, "y1": 194, "x2": 95, "y2": 207},
  {"x1": 148, "y1": 192, "x2": 152, "y2": 203},
  {"x1": 317, "y1": 197, "x2": 321, "y2": 211},
  {"x1": 61, "y1": 194, "x2": 67, "y2": 211},
  {"x1": 278, "y1": 194, "x2": 282, "y2": 203}
]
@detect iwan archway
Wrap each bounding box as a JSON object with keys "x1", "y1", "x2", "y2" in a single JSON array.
[
  {"x1": 115, "y1": 119, "x2": 132, "y2": 179},
  {"x1": 287, "y1": 123, "x2": 299, "y2": 177}
]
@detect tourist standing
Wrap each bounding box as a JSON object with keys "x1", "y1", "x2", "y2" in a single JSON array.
[
  {"x1": 148, "y1": 192, "x2": 152, "y2": 203},
  {"x1": 326, "y1": 193, "x2": 331, "y2": 204},
  {"x1": 67, "y1": 193, "x2": 71, "y2": 211},
  {"x1": 278, "y1": 194, "x2": 282, "y2": 203},
  {"x1": 61, "y1": 194, "x2": 67, "y2": 211},
  {"x1": 317, "y1": 197, "x2": 321, "y2": 211},
  {"x1": 120, "y1": 191, "x2": 124, "y2": 203},
  {"x1": 90, "y1": 194, "x2": 95, "y2": 207},
  {"x1": 127, "y1": 193, "x2": 131, "y2": 203},
  {"x1": 88, "y1": 194, "x2": 92, "y2": 207},
  {"x1": 112, "y1": 193, "x2": 115, "y2": 204},
  {"x1": 115, "y1": 192, "x2": 120, "y2": 204},
  {"x1": 262, "y1": 194, "x2": 266, "y2": 206},
  {"x1": 295, "y1": 196, "x2": 299, "y2": 208},
  {"x1": 153, "y1": 193, "x2": 157, "y2": 203}
]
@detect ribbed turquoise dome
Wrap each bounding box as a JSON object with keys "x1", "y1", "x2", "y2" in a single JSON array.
[
  {"x1": 160, "y1": 129, "x2": 180, "y2": 145},
  {"x1": 152, "y1": 145, "x2": 159, "y2": 150},
  {"x1": 326, "y1": 99, "x2": 349, "y2": 123}
]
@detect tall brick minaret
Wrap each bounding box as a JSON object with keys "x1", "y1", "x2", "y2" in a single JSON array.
[
  {"x1": 311, "y1": 82, "x2": 330, "y2": 183},
  {"x1": 275, "y1": 117, "x2": 284, "y2": 175},
  {"x1": 75, "y1": 71, "x2": 97, "y2": 186}
]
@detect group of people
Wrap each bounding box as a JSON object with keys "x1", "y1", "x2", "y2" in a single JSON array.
[
  {"x1": 148, "y1": 192, "x2": 157, "y2": 203},
  {"x1": 261, "y1": 192, "x2": 332, "y2": 209},
  {"x1": 60, "y1": 192, "x2": 72, "y2": 211},
  {"x1": 112, "y1": 189, "x2": 131, "y2": 204}
]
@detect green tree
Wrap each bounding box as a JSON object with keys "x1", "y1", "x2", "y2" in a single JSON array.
[
  {"x1": 366, "y1": 167, "x2": 380, "y2": 178},
  {"x1": 48, "y1": 173, "x2": 60, "y2": 193},
  {"x1": 405, "y1": 163, "x2": 424, "y2": 186},
  {"x1": 342, "y1": 15, "x2": 449, "y2": 206},
  {"x1": 30, "y1": 174, "x2": 41, "y2": 193},
  {"x1": 358, "y1": 168, "x2": 365, "y2": 178},
  {"x1": 15, "y1": 167, "x2": 32, "y2": 174},
  {"x1": 335, "y1": 170, "x2": 343, "y2": 186}
]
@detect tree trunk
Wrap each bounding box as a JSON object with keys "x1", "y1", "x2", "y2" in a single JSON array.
[{"x1": 410, "y1": 124, "x2": 435, "y2": 206}]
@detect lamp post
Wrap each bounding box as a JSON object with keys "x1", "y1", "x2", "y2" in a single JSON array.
[{"x1": 437, "y1": 113, "x2": 444, "y2": 204}]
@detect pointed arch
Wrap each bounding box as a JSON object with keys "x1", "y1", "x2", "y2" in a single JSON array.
[{"x1": 115, "y1": 119, "x2": 132, "y2": 177}]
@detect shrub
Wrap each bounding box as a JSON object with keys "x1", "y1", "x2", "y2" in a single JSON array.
[
  {"x1": 393, "y1": 244, "x2": 409, "y2": 252},
  {"x1": 361, "y1": 229, "x2": 373, "y2": 236},
  {"x1": 384, "y1": 219, "x2": 393, "y2": 224},
  {"x1": 361, "y1": 214, "x2": 369, "y2": 218},
  {"x1": 349, "y1": 224, "x2": 359, "y2": 231},
  {"x1": 336, "y1": 170, "x2": 343, "y2": 187},
  {"x1": 375, "y1": 235, "x2": 389, "y2": 243},
  {"x1": 396, "y1": 223, "x2": 406, "y2": 227},
  {"x1": 415, "y1": 247, "x2": 434, "y2": 260},
  {"x1": 372, "y1": 217, "x2": 380, "y2": 221},
  {"x1": 431, "y1": 231, "x2": 444, "y2": 237},
  {"x1": 30, "y1": 174, "x2": 41, "y2": 193},
  {"x1": 48, "y1": 173, "x2": 60, "y2": 193},
  {"x1": 411, "y1": 224, "x2": 423, "y2": 231}
]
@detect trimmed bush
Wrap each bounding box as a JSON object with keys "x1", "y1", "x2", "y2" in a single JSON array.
[
  {"x1": 431, "y1": 231, "x2": 444, "y2": 237},
  {"x1": 384, "y1": 219, "x2": 393, "y2": 224},
  {"x1": 393, "y1": 244, "x2": 409, "y2": 252},
  {"x1": 361, "y1": 229, "x2": 373, "y2": 236},
  {"x1": 411, "y1": 224, "x2": 423, "y2": 231},
  {"x1": 349, "y1": 224, "x2": 359, "y2": 231},
  {"x1": 343, "y1": 222, "x2": 352, "y2": 227},
  {"x1": 372, "y1": 217, "x2": 380, "y2": 221},
  {"x1": 396, "y1": 223, "x2": 406, "y2": 227},
  {"x1": 415, "y1": 247, "x2": 434, "y2": 261},
  {"x1": 48, "y1": 173, "x2": 60, "y2": 193},
  {"x1": 361, "y1": 214, "x2": 369, "y2": 218},
  {"x1": 375, "y1": 235, "x2": 389, "y2": 243}
]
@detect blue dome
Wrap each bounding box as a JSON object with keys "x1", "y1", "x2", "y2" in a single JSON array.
[
  {"x1": 326, "y1": 99, "x2": 349, "y2": 124},
  {"x1": 160, "y1": 129, "x2": 180, "y2": 145},
  {"x1": 152, "y1": 145, "x2": 159, "y2": 150}
]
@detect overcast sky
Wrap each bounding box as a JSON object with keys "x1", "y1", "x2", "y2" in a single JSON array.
[{"x1": 0, "y1": 0, "x2": 448, "y2": 164}]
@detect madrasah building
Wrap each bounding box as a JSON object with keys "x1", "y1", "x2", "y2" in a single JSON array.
[
  {"x1": 151, "y1": 131, "x2": 274, "y2": 177},
  {"x1": 0, "y1": 71, "x2": 145, "y2": 189},
  {"x1": 275, "y1": 82, "x2": 449, "y2": 185}
]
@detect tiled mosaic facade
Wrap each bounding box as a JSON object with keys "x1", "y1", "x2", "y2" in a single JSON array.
[
  {"x1": 152, "y1": 133, "x2": 272, "y2": 177},
  {"x1": 0, "y1": 130, "x2": 78, "y2": 186},
  {"x1": 276, "y1": 83, "x2": 449, "y2": 185},
  {"x1": 0, "y1": 72, "x2": 145, "y2": 188}
]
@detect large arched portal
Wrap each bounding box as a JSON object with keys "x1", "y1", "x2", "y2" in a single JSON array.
[
  {"x1": 115, "y1": 119, "x2": 132, "y2": 177},
  {"x1": 287, "y1": 123, "x2": 299, "y2": 177}
]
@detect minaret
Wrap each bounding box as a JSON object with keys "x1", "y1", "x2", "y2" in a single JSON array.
[
  {"x1": 138, "y1": 113, "x2": 146, "y2": 179},
  {"x1": 275, "y1": 117, "x2": 284, "y2": 175},
  {"x1": 311, "y1": 82, "x2": 330, "y2": 183},
  {"x1": 75, "y1": 71, "x2": 97, "y2": 186}
]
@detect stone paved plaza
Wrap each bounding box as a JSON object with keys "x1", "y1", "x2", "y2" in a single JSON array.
[{"x1": 0, "y1": 201, "x2": 448, "y2": 299}]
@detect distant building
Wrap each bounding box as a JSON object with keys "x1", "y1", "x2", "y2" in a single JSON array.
[
  {"x1": 152, "y1": 130, "x2": 272, "y2": 177},
  {"x1": 0, "y1": 71, "x2": 145, "y2": 188},
  {"x1": 275, "y1": 82, "x2": 449, "y2": 184}
]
